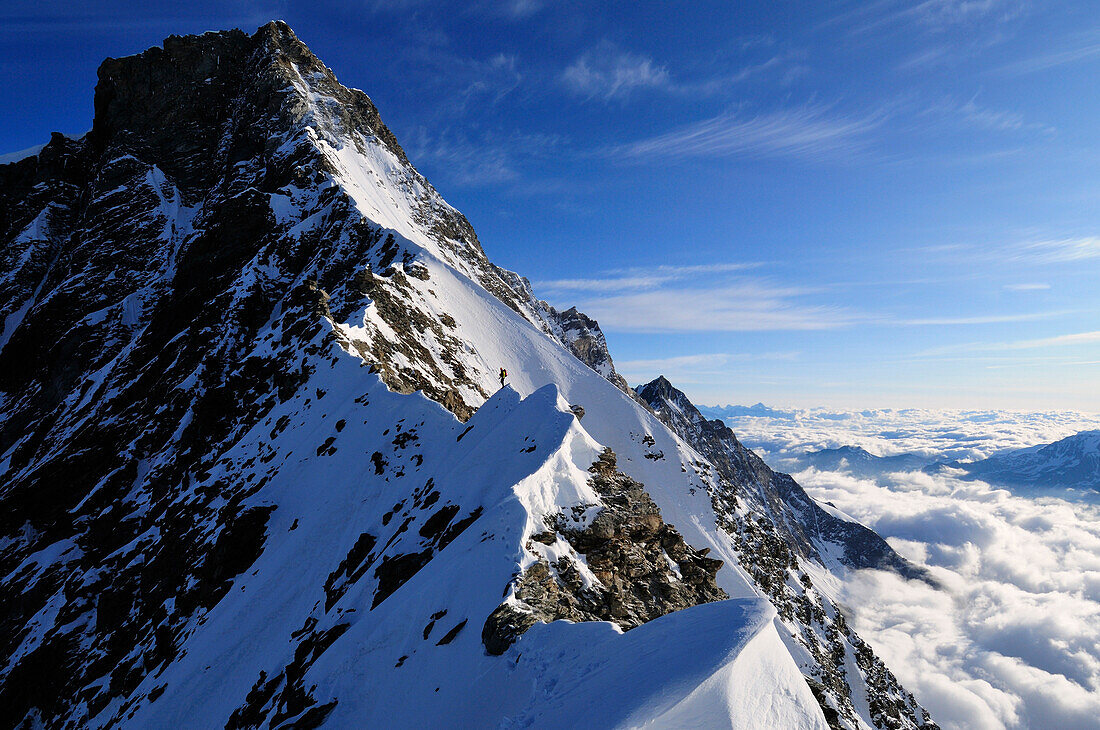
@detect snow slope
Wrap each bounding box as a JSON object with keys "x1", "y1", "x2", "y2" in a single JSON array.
[{"x1": 114, "y1": 338, "x2": 819, "y2": 728}]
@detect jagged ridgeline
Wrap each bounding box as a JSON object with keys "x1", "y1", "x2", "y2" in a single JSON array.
[{"x1": 0, "y1": 22, "x2": 936, "y2": 729}]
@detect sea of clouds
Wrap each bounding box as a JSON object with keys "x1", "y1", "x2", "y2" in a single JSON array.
[
  {"x1": 707, "y1": 405, "x2": 1100, "y2": 464},
  {"x1": 712, "y1": 406, "x2": 1100, "y2": 729}
]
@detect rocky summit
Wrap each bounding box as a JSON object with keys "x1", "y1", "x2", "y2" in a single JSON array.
[{"x1": 0, "y1": 23, "x2": 936, "y2": 729}]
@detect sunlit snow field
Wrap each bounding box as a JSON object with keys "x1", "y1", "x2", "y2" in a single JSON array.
[{"x1": 710, "y1": 406, "x2": 1100, "y2": 730}]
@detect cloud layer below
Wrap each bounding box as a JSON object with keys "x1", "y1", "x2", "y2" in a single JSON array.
[
  {"x1": 804, "y1": 468, "x2": 1100, "y2": 729},
  {"x1": 717, "y1": 405, "x2": 1100, "y2": 462},
  {"x1": 719, "y1": 407, "x2": 1100, "y2": 728}
]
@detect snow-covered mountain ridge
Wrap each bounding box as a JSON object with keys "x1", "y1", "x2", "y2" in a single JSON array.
[
  {"x1": 0, "y1": 22, "x2": 934, "y2": 729},
  {"x1": 636, "y1": 377, "x2": 931, "y2": 583},
  {"x1": 784, "y1": 433, "x2": 1100, "y2": 494},
  {"x1": 942, "y1": 429, "x2": 1100, "y2": 493}
]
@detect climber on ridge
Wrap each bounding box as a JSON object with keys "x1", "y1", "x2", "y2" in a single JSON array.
[{"x1": 499, "y1": 367, "x2": 507, "y2": 389}]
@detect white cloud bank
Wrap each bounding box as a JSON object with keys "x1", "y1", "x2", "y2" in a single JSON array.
[
  {"x1": 716, "y1": 407, "x2": 1100, "y2": 728},
  {"x1": 717, "y1": 405, "x2": 1100, "y2": 462},
  {"x1": 802, "y1": 468, "x2": 1100, "y2": 729}
]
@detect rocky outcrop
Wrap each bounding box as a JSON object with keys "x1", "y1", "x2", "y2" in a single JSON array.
[
  {"x1": 483, "y1": 447, "x2": 727, "y2": 655},
  {"x1": 637, "y1": 377, "x2": 928, "y2": 580},
  {"x1": 542, "y1": 306, "x2": 627, "y2": 386}
]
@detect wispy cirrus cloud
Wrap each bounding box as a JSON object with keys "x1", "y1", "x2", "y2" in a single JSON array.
[
  {"x1": 606, "y1": 105, "x2": 886, "y2": 164},
  {"x1": 539, "y1": 264, "x2": 1073, "y2": 334},
  {"x1": 996, "y1": 31, "x2": 1100, "y2": 74},
  {"x1": 679, "y1": 54, "x2": 803, "y2": 96},
  {"x1": 909, "y1": 0, "x2": 1026, "y2": 28},
  {"x1": 456, "y1": 52, "x2": 523, "y2": 107},
  {"x1": 900, "y1": 311, "x2": 1072, "y2": 326},
  {"x1": 572, "y1": 283, "x2": 855, "y2": 333},
  {"x1": 538, "y1": 263, "x2": 851, "y2": 332},
  {"x1": 365, "y1": 0, "x2": 430, "y2": 13},
  {"x1": 954, "y1": 98, "x2": 1054, "y2": 135},
  {"x1": 616, "y1": 351, "x2": 802, "y2": 385},
  {"x1": 617, "y1": 351, "x2": 800, "y2": 372},
  {"x1": 1014, "y1": 237, "x2": 1100, "y2": 263},
  {"x1": 617, "y1": 353, "x2": 738, "y2": 372},
  {"x1": 825, "y1": 0, "x2": 1024, "y2": 38},
  {"x1": 1004, "y1": 283, "x2": 1051, "y2": 291},
  {"x1": 983, "y1": 358, "x2": 1100, "y2": 370},
  {"x1": 912, "y1": 233, "x2": 1100, "y2": 269},
  {"x1": 918, "y1": 330, "x2": 1100, "y2": 357},
  {"x1": 1005, "y1": 331, "x2": 1100, "y2": 350},
  {"x1": 561, "y1": 41, "x2": 803, "y2": 104},
  {"x1": 536, "y1": 263, "x2": 761, "y2": 293},
  {"x1": 560, "y1": 41, "x2": 671, "y2": 100},
  {"x1": 493, "y1": 0, "x2": 546, "y2": 19},
  {"x1": 399, "y1": 46, "x2": 523, "y2": 114},
  {"x1": 406, "y1": 125, "x2": 564, "y2": 187}
]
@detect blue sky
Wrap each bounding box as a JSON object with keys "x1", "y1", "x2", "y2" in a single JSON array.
[{"x1": 3, "y1": 1, "x2": 1099, "y2": 410}]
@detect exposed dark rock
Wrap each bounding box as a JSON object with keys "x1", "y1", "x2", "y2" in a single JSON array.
[
  {"x1": 422, "y1": 609, "x2": 448, "y2": 640},
  {"x1": 636, "y1": 376, "x2": 931, "y2": 580},
  {"x1": 482, "y1": 448, "x2": 727, "y2": 655},
  {"x1": 323, "y1": 532, "x2": 378, "y2": 611},
  {"x1": 371, "y1": 504, "x2": 482, "y2": 610},
  {"x1": 434, "y1": 619, "x2": 467, "y2": 646},
  {"x1": 529, "y1": 531, "x2": 557, "y2": 545},
  {"x1": 372, "y1": 551, "x2": 434, "y2": 609},
  {"x1": 226, "y1": 622, "x2": 348, "y2": 730}
]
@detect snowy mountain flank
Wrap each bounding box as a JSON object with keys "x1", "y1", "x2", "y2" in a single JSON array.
[
  {"x1": 0, "y1": 23, "x2": 936, "y2": 729},
  {"x1": 794, "y1": 447, "x2": 933, "y2": 481},
  {"x1": 790, "y1": 432, "x2": 1100, "y2": 495},
  {"x1": 947, "y1": 430, "x2": 1100, "y2": 493}
]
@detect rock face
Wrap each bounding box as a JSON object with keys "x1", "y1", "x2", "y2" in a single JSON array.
[
  {"x1": 637, "y1": 376, "x2": 936, "y2": 730},
  {"x1": 483, "y1": 447, "x2": 727, "y2": 655},
  {"x1": 0, "y1": 23, "x2": 935, "y2": 730},
  {"x1": 541, "y1": 306, "x2": 631, "y2": 390},
  {"x1": 636, "y1": 377, "x2": 930, "y2": 579}
]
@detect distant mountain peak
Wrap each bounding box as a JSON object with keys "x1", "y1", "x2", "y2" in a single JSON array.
[
  {"x1": 636, "y1": 374, "x2": 682, "y2": 405},
  {"x1": 960, "y1": 429, "x2": 1100, "y2": 492}
]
